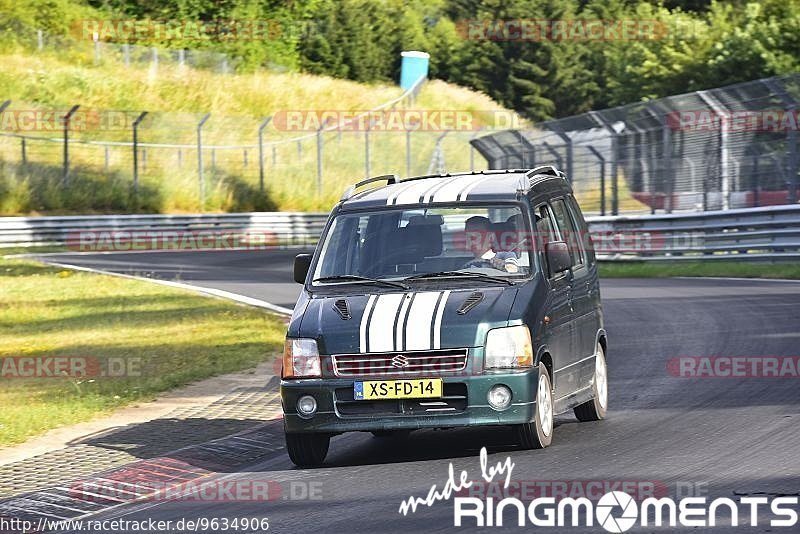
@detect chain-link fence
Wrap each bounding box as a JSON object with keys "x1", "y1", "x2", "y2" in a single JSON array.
[
  {"x1": 18, "y1": 28, "x2": 240, "y2": 74},
  {"x1": 0, "y1": 78, "x2": 509, "y2": 212},
  {"x1": 472, "y1": 74, "x2": 800, "y2": 215}
]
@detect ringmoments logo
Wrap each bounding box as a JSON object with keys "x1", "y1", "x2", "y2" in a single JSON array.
[{"x1": 397, "y1": 448, "x2": 800, "y2": 530}]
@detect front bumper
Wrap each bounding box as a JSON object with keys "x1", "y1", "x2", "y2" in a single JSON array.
[{"x1": 281, "y1": 368, "x2": 540, "y2": 434}]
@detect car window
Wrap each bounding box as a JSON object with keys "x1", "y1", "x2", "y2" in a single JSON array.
[
  {"x1": 312, "y1": 204, "x2": 533, "y2": 284},
  {"x1": 566, "y1": 195, "x2": 595, "y2": 265},
  {"x1": 551, "y1": 198, "x2": 584, "y2": 268}
]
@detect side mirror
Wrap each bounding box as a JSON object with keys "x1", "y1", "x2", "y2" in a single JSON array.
[
  {"x1": 545, "y1": 241, "x2": 572, "y2": 274},
  {"x1": 294, "y1": 254, "x2": 313, "y2": 284}
]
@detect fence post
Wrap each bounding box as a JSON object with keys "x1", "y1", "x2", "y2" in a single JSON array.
[
  {"x1": 123, "y1": 44, "x2": 130, "y2": 66},
  {"x1": 151, "y1": 47, "x2": 158, "y2": 72},
  {"x1": 104, "y1": 145, "x2": 109, "y2": 171},
  {"x1": 551, "y1": 129, "x2": 574, "y2": 182},
  {"x1": 316, "y1": 120, "x2": 328, "y2": 195},
  {"x1": 765, "y1": 78, "x2": 798, "y2": 204},
  {"x1": 257, "y1": 117, "x2": 272, "y2": 193},
  {"x1": 93, "y1": 33, "x2": 100, "y2": 64},
  {"x1": 197, "y1": 113, "x2": 211, "y2": 208},
  {"x1": 62, "y1": 105, "x2": 80, "y2": 185},
  {"x1": 364, "y1": 119, "x2": 371, "y2": 178},
  {"x1": 586, "y1": 145, "x2": 606, "y2": 215},
  {"x1": 406, "y1": 129, "x2": 412, "y2": 177},
  {"x1": 37, "y1": 30, "x2": 43, "y2": 50},
  {"x1": 589, "y1": 111, "x2": 619, "y2": 215},
  {"x1": 515, "y1": 130, "x2": 528, "y2": 167},
  {"x1": 541, "y1": 141, "x2": 564, "y2": 170},
  {"x1": 663, "y1": 116, "x2": 673, "y2": 213},
  {"x1": 698, "y1": 91, "x2": 730, "y2": 210},
  {"x1": 132, "y1": 112, "x2": 148, "y2": 193},
  {"x1": 243, "y1": 149, "x2": 248, "y2": 168},
  {"x1": 21, "y1": 138, "x2": 27, "y2": 164}
]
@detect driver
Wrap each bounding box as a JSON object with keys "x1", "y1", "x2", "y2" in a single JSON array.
[{"x1": 462, "y1": 216, "x2": 519, "y2": 273}]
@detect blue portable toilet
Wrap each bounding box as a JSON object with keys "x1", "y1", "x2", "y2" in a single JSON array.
[{"x1": 400, "y1": 51, "x2": 430, "y2": 90}]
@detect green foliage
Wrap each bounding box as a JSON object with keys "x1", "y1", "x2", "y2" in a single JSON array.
[
  {"x1": 4, "y1": 0, "x2": 800, "y2": 121},
  {"x1": 0, "y1": 160, "x2": 279, "y2": 215}
]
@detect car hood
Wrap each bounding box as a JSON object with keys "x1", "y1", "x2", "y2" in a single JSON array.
[{"x1": 294, "y1": 285, "x2": 519, "y2": 354}]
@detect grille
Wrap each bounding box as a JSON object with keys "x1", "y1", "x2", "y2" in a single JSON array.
[{"x1": 332, "y1": 349, "x2": 468, "y2": 377}]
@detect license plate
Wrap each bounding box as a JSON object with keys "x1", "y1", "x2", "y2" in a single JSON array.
[{"x1": 354, "y1": 378, "x2": 443, "y2": 400}]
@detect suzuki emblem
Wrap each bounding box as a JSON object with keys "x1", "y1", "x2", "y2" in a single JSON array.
[{"x1": 391, "y1": 355, "x2": 410, "y2": 368}]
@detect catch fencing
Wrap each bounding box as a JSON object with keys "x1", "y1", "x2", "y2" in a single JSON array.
[{"x1": 472, "y1": 74, "x2": 800, "y2": 216}]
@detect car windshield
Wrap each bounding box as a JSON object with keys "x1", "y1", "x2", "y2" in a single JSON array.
[{"x1": 312, "y1": 205, "x2": 534, "y2": 285}]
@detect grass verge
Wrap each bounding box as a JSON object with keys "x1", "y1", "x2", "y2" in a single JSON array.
[
  {"x1": 599, "y1": 261, "x2": 800, "y2": 280},
  {"x1": 0, "y1": 257, "x2": 287, "y2": 446}
]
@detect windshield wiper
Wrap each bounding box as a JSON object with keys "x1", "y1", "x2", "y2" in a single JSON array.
[
  {"x1": 312, "y1": 275, "x2": 409, "y2": 290},
  {"x1": 404, "y1": 271, "x2": 515, "y2": 285}
]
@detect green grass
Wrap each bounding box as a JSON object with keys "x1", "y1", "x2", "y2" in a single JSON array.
[
  {"x1": 0, "y1": 257, "x2": 287, "y2": 446},
  {"x1": 599, "y1": 261, "x2": 800, "y2": 280}
]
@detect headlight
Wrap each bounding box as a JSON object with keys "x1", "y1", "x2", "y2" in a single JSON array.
[
  {"x1": 484, "y1": 325, "x2": 533, "y2": 369},
  {"x1": 282, "y1": 338, "x2": 321, "y2": 378}
]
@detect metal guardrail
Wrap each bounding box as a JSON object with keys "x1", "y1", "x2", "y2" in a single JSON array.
[
  {"x1": 1, "y1": 206, "x2": 799, "y2": 261},
  {"x1": 589, "y1": 204, "x2": 800, "y2": 261},
  {"x1": 0, "y1": 212, "x2": 329, "y2": 248}
]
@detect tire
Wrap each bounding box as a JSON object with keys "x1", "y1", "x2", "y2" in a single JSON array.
[
  {"x1": 285, "y1": 432, "x2": 330, "y2": 467},
  {"x1": 574, "y1": 341, "x2": 608, "y2": 422},
  {"x1": 516, "y1": 365, "x2": 554, "y2": 449}
]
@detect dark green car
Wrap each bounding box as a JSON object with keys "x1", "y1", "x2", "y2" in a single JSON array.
[{"x1": 281, "y1": 167, "x2": 607, "y2": 466}]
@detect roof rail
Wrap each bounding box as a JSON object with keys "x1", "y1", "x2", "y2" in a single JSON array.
[{"x1": 341, "y1": 174, "x2": 398, "y2": 201}]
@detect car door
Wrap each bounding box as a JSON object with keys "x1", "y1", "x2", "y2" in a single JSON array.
[
  {"x1": 566, "y1": 194, "x2": 603, "y2": 387},
  {"x1": 552, "y1": 196, "x2": 595, "y2": 391},
  {"x1": 536, "y1": 203, "x2": 576, "y2": 400}
]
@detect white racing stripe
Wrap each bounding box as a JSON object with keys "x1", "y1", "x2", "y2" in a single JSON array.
[
  {"x1": 357, "y1": 291, "x2": 451, "y2": 353},
  {"x1": 359, "y1": 295, "x2": 378, "y2": 353},
  {"x1": 404, "y1": 291, "x2": 445, "y2": 351},
  {"x1": 367, "y1": 293, "x2": 405, "y2": 352},
  {"x1": 394, "y1": 293, "x2": 413, "y2": 351},
  {"x1": 392, "y1": 180, "x2": 438, "y2": 205},
  {"x1": 432, "y1": 290, "x2": 451, "y2": 349},
  {"x1": 421, "y1": 176, "x2": 462, "y2": 203},
  {"x1": 431, "y1": 175, "x2": 486, "y2": 203},
  {"x1": 457, "y1": 176, "x2": 491, "y2": 200}
]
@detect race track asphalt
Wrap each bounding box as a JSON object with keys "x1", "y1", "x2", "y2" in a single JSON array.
[{"x1": 32, "y1": 251, "x2": 800, "y2": 533}]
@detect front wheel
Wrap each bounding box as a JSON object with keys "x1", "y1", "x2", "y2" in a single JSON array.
[
  {"x1": 285, "y1": 432, "x2": 330, "y2": 467},
  {"x1": 516, "y1": 365, "x2": 554, "y2": 449},
  {"x1": 574, "y1": 341, "x2": 608, "y2": 422}
]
